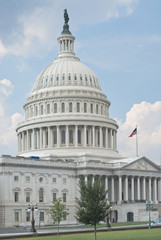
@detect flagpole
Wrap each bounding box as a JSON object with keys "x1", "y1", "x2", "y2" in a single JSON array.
[{"x1": 136, "y1": 125, "x2": 138, "y2": 157}]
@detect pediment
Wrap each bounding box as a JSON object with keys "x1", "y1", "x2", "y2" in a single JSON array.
[{"x1": 123, "y1": 157, "x2": 160, "y2": 171}]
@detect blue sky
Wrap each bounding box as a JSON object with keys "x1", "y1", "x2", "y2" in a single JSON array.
[{"x1": 0, "y1": 0, "x2": 161, "y2": 163}]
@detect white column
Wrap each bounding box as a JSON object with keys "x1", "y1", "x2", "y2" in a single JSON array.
[
  {"x1": 137, "y1": 176, "x2": 140, "y2": 200},
  {"x1": 111, "y1": 176, "x2": 114, "y2": 202},
  {"x1": 153, "y1": 178, "x2": 157, "y2": 203},
  {"x1": 32, "y1": 129, "x2": 35, "y2": 150},
  {"x1": 85, "y1": 175, "x2": 88, "y2": 183},
  {"x1": 22, "y1": 132, "x2": 24, "y2": 152},
  {"x1": 118, "y1": 176, "x2": 122, "y2": 203},
  {"x1": 92, "y1": 175, "x2": 95, "y2": 185},
  {"x1": 93, "y1": 126, "x2": 95, "y2": 147},
  {"x1": 124, "y1": 176, "x2": 128, "y2": 201},
  {"x1": 109, "y1": 129, "x2": 112, "y2": 148},
  {"x1": 158, "y1": 178, "x2": 161, "y2": 202},
  {"x1": 76, "y1": 176, "x2": 80, "y2": 199},
  {"x1": 51, "y1": 128, "x2": 53, "y2": 147},
  {"x1": 105, "y1": 176, "x2": 108, "y2": 199},
  {"x1": 57, "y1": 126, "x2": 60, "y2": 147},
  {"x1": 66, "y1": 125, "x2": 69, "y2": 147},
  {"x1": 148, "y1": 177, "x2": 151, "y2": 201},
  {"x1": 84, "y1": 125, "x2": 87, "y2": 147},
  {"x1": 75, "y1": 125, "x2": 78, "y2": 147},
  {"x1": 40, "y1": 128, "x2": 42, "y2": 149},
  {"x1": 100, "y1": 126, "x2": 102, "y2": 148},
  {"x1": 26, "y1": 130, "x2": 29, "y2": 151},
  {"x1": 48, "y1": 127, "x2": 51, "y2": 148},
  {"x1": 131, "y1": 176, "x2": 134, "y2": 201},
  {"x1": 142, "y1": 177, "x2": 146, "y2": 201},
  {"x1": 105, "y1": 128, "x2": 108, "y2": 148},
  {"x1": 43, "y1": 128, "x2": 46, "y2": 148}
]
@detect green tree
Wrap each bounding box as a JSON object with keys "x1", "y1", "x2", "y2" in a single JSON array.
[
  {"x1": 49, "y1": 198, "x2": 68, "y2": 236},
  {"x1": 76, "y1": 178, "x2": 111, "y2": 240}
]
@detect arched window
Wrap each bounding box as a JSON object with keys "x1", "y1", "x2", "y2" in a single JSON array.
[
  {"x1": 96, "y1": 104, "x2": 98, "y2": 114},
  {"x1": 47, "y1": 104, "x2": 50, "y2": 114},
  {"x1": 54, "y1": 103, "x2": 57, "y2": 113},
  {"x1": 77, "y1": 102, "x2": 80, "y2": 112},
  {"x1": 61, "y1": 130, "x2": 65, "y2": 144},
  {"x1": 39, "y1": 188, "x2": 44, "y2": 202},
  {"x1": 78, "y1": 129, "x2": 81, "y2": 144},
  {"x1": 35, "y1": 106, "x2": 38, "y2": 116},
  {"x1": 41, "y1": 105, "x2": 43, "y2": 115},
  {"x1": 90, "y1": 103, "x2": 93, "y2": 113},
  {"x1": 84, "y1": 103, "x2": 87, "y2": 113},
  {"x1": 101, "y1": 105, "x2": 103, "y2": 115},
  {"x1": 61, "y1": 102, "x2": 65, "y2": 113},
  {"x1": 69, "y1": 102, "x2": 72, "y2": 112},
  {"x1": 69, "y1": 129, "x2": 73, "y2": 144}
]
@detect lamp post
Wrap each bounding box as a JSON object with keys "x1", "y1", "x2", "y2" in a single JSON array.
[
  {"x1": 146, "y1": 201, "x2": 153, "y2": 229},
  {"x1": 106, "y1": 202, "x2": 112, "y2": 227},
  {"x1": 27, "y1": 204, "x2": 38, "y2": 233}
]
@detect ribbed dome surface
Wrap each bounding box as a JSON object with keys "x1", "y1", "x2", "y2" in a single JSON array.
[{"x1": 31, "y1": 57, "x2": 101, "y2": 93}]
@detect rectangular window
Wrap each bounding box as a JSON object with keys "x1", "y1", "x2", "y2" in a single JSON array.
[
  {"x1": 54, "y1": 103, "x2": 57, "y2": 113},
  {"x1": 14, "y1": 176, "x2": 18, "y2": 181},
  {"x1": 63, "y1": 193, "x2": 67, "y2": 203},
  {"x1": 63, "y1": 178, "x2": 66, "y2": 184},
  {"x1": 26, "y1": 212, "x2": 30, "y2": 222},
  {"x1": 15, "y1": 212, "x2": 19, "y2": 222},
  {"x1": 14, "y1": 192, "x2": 19, "y2": 202},
  {"x1": 53, "y1": 193, "x2": 57, "y2": 202},
  {"x1": 90, "y1": 103, "x2": 93, "y2": 113},
  {"x1": 26, "y1": 192, "x2": 30, "y2": 203},
  {"x1": 40, "y1": 212, "x2": 44, "y2": 222},
  {"x1": 53, "y1": 178, "x2": 57, "y2": 183},
  {"x1": 77, "y1": 102, "x2": 80, "y2": 112},
  {"x1": 26, "y1": 176, "x2": 30, "y2": 182}
]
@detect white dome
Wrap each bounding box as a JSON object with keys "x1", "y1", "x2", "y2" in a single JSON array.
[{"x1": 31, "y1": 57, "x2": 101, "y2": 93}]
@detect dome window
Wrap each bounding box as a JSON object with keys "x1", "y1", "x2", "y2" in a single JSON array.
[
  {"x1": 69, "y1": 102, "x2": 72, "y2": 112},
  {"x1": 96, "y1": 104, "x2": 98, "y2": 114},
  {"x1": 41, "y1": 105, "x2": 43, "y2": 115},
  {"x1": 74, "y1": 75, "x2": 77, "y2": 80},
  {"x1": 62, "y1": 74, "x2": 65, "y2": 81},
  {"x1": 61, "y1": 102, "x2": 65, "y2": 113},
  {"x1": 41, "y1": 79, "x2": 43, "y2": 85},
  {"x1": 54, "y1": 103, "x2": 57, "y2": 113},
  {"x1": 47, "y1": 104, "x2": 50, "y2": 114},
  {"x1": 69, "y1": 129, "x2": 73, "y2": 144},
  {"x1": 90, "y1": 77, "x2": 92, "y2": 83},
  {"x1": 51, "y1": 77, "x2": 53, "y2": 82},
  {"x1": 77, "y1": 102, "x2": 80, "y2": 112},
  {"x1": 68, "y1": 74, "x2": 71, "y2": 80},
  {"x1": 46, "y1": 77, "x2": 48, "y2": 83},
  {"x1": 35, "y1": 106, "x2": 38, "y2": 116},
  {"x1": 84, "y1": 103, "x2": 87, "y2": 113},
  {"x1": 85, "y1": 76, "x2": 88, "y2": 82},
  {"x1": 80, "y1": 75, "x2": 82, "y2": 81},
  {"x1": 56, "y1": 75, "x2": 59, "y2": 81},
  {"x1": 90, "y1": 103, "x2": 93, "y2": 113}
]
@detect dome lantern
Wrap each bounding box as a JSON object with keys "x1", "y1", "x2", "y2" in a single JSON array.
[{"x1": 57, "y1": 9, "x2": 75, "y2": 58}]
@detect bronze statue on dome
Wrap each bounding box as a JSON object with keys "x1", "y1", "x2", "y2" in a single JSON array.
[{"x1": 64, "y1": 9, "x2": 69, "y2": 24}]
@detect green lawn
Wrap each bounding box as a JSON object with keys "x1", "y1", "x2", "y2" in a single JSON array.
[{"x1": 10, "y1": 228, "x2": 161, "y2": 240}]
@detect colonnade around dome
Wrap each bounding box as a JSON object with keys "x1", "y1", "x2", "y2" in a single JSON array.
[{"x1": 17, "y1": 124, "x2": 117, "y2": 154}]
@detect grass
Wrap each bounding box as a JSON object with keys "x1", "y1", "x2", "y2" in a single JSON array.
[
  {"x1": 9, "y1": 228, "x2": 161, "y2": 240},
  {"x1": 37, "y1": 221, "x2": 148, "y2": 230}
]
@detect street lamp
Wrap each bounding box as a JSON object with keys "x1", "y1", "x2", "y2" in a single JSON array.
[
  {"x1": 27, "y1": 204, "x2": 38, "y2": 233},
  {"x1": 106, "y1": 201, "x2": 112, "y2": 227},
  {"x1": 146, "y1": 201, "x2": 153, "y2": 229}
]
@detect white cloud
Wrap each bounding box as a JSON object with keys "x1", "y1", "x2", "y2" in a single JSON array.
[
  {"x1": 0, "y1": 79, "x2": 23, "y2": 153},
  {"x1": 117, "y1": 101, "x2": 161, "y2": 163},
  {"x1": 0, "y1": 0, "x2": 138, "y2": 58}
]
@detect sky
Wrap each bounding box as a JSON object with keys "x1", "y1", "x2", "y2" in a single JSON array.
[{"x1": 0, "y1": 0, "x2": 161, "y2": 164}]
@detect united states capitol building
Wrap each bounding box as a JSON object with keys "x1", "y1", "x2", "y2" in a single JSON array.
[{"x1": 0, "y1": 12, "x2": 161, "y2": 227}]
